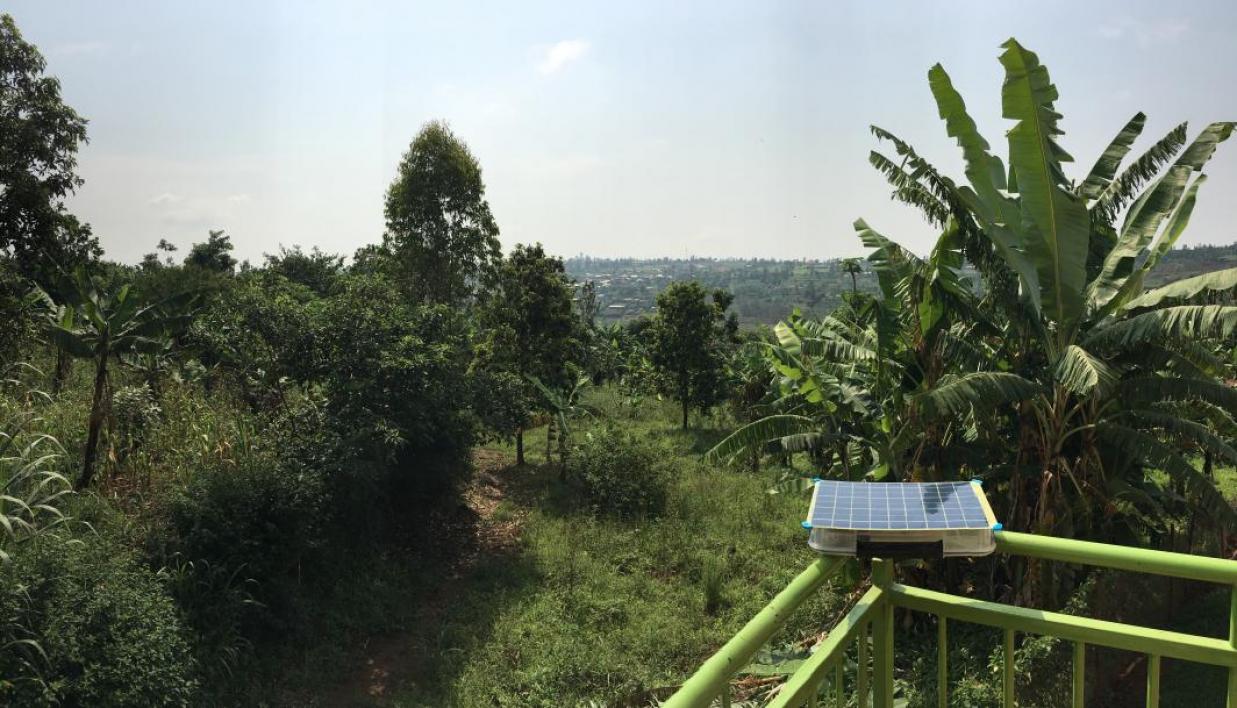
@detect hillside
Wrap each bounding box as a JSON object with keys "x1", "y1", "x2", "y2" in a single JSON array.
[{"x1": 566, "y1": 242, "x2": 1237, "y2": 326}]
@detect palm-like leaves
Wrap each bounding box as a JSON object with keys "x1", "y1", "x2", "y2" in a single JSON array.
[
  {"x1": 912, "y1": 372, "x2": 1038, "y2": 421},
  {"x1": 0, "y1": 370, "x2": 73, "y2": 561},
  {"x1": 716, "y1": 38, "x2": 1237, "y2": 543},
  {"x1": 36, "y1": 269, "x2": 196, "y2": 487}
]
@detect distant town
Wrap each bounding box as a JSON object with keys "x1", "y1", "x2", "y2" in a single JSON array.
[
  {"x1": 564, "y1": 243, "x2": 1237, "y2": 327},
  {"x1": 564, "y1": 256, "x2": 879, "y2": 326}
]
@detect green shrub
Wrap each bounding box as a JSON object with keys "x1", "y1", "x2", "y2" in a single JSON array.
[
  {"x1": 155, "y1": 457, "x2": 327, "y2": 641},
  {"x1": 0, "y1": 536, "x2": 198, "y2": 707},
  {"x1": 111, "y1": 383, "x2": 160, "y2": 462},
  {"x1": 573, "y1": 426, "x2": 669, "y2": 518}
]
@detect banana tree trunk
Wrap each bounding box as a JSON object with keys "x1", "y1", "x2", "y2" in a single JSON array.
[
  {"x1": 78, "y1": 354, "x2": 109, "y2": 489},
  {"x1": 52, "y1": 348, "x2": 72, "y2": 394},
  {"x1": 546, "y1": 418, "x2": 554, "y2": 464}
]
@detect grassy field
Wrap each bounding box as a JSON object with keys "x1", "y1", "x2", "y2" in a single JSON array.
[
  {"x1": 378, "y1": 391, "x2": 850, "y2": 706},
  {"x1": 16, "y1": 357, "x2": 1235, "y2": 706}
]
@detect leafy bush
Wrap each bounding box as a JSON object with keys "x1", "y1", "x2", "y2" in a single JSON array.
[
  {"x1": 573, "y1": 426, "x2": 669, "y2": 518},
  {"x1": 111, "y1": 383, "x2": 160, "y2": 462},
  {"x1": 0, "y1": 536, "x2": 199, "y2": 707},
  {"x1": 0, "y1": 265, "x2": 37, "y2": 366},
  {"x1": 155, "y1": 457, "x2": 327, "y2": 640},
  {"x1": 304, "y1": 274, "x2": 475, "y2": 467}
]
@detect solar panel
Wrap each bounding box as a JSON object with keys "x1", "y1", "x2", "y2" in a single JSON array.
[{"x1": 803, "y1": 480, "x2": 1000, "y2": 558}]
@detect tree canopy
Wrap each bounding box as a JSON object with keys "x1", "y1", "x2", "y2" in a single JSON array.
[
  {"x1": 383, "y1": 121, "x2": 501, "y2": 305},
  {"x1": 650, "y1": 281, "x2": 738, "y2": 429},
  {"x1": 0, "y1": 14, "x2": 97, "y2": 281},
  {"x1": 476, "y1": 243, "x2": 580, "y2": 463}
]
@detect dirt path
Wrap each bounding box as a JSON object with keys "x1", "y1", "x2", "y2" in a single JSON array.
[{"x1": 323, "y1": 449, "x2": 523, "y2": 706}]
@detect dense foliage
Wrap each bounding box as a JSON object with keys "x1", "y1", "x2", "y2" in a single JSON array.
[
  {"x1": 382, "y1": 120, "x2": 501, "y2": 305},
  {"x1": 709, "y1": 40, "x2": 1237, "y2": 605},
  {"x1": 649, "y1": 281, "x2": 739, "y2": 429},
  {"x1": 574, "y1": 425, "x2": 671, "y2": 518},
  {"x1": 0, "y1": 15, "x2": 98, "y2": 282},
  {"x1": 2, "y1": 16, "x2": 1237, "y2": 706}
]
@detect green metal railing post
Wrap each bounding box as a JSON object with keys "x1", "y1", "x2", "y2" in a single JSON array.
[
  {"x1": 669, "y1": 531, "x2": 1237, "y2": 708},
  {"x1": 1229, "y1": 586, "x2": 1237, "y2": 708},
  {"x1": 770, "y1": 587, "x2": 885, "y2": 708},
  {"x1": 1146, "y1": 655, "x2": 1160, "y2": 708},
  {"x1": 1072, "y1": 642, "x2": 1085, "y2": 708},
  {"x1": 937, "y1": 616, "x2": 947, "y2": 708},
  {"x1": 1003, "y1": 629, "x2": 1015, "y2": 707},
  {"x1": 858, "y1": 626, "x2": 869, "y2": 708},
  {"x1": 995, "y1": 532, "x2": 1237, "y2": 584},
  {"x1": 872, "y1": 560, "x2": 894, "y2": 708},
  {"x1": 664, "y1": 557, "x2": 843, "y2": 708}
]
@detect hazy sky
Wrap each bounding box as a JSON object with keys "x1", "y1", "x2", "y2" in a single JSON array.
[{"x1": 8, "y1": 1, "x2": 1237, "y2": 264}]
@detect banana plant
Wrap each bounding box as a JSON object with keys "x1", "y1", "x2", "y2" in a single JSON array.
[
  {"x1": 36, "y1": 269, "x2": 195, "y2": 488},
  {"x1": 716, "y1": 39, "x2": 1237, "y2": 545},
  {"x1": 528, "y1": 373, "x2": 596, "y2": 476}
]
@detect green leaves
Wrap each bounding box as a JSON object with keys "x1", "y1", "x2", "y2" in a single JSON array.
[
  {"x1": 999, "y1": 39, "x2": 1090, "y2": 339},
  {"x1": 704, "y1": 414, "x2": 821, "y2": 464},
  {"x1": 1078, "y1": 113, "x2": 1146, "y2": 200},
  {"x1": 1054, "y1": 345, "x2": 1116, "y2": 397},
  {"x1": 1097, "y1": 423, "x2": 1237, "y2": 531},
  {"x1": 928, "y1": 61, "x2": 1041, "y2": 314},
  {"x1": 911, "y1": 372, "x2": 1039, "y2": 421},
  {"x1": 1123, "y1": 267, "x2": 1237, "y2": 310},
  {"x1": 1089, "y1": 123, "x2": 1233, "y2": 315},
  {"x1": 1084, "y1": 305, "x2": 1237, "y2": 349},
  {"x1": 1090, "y1": 123, "x2": 1188, "y2": 223}
]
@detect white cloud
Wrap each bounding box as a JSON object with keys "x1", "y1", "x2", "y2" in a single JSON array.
[
  {"x1": 148, "y1": 193, "x2": 184, "y2": 205},
  {"x1": 226, "y1": 194, "x2": 252, "y2": 203},
  {"x1": 537, "y1": 40, "x2": 590, "y2": 75},
  {"x1": 1098, "y1": 17, "x2": 1190, "y2": 48}
]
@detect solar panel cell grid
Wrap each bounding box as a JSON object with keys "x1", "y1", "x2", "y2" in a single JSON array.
[{"x1": 807, "y1": 481, "x2": 993, "y2": 531}]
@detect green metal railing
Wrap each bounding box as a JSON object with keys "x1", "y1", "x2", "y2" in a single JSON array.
[{"x1": 665, "y1": 531, "x2": 1237, "y2": 708}]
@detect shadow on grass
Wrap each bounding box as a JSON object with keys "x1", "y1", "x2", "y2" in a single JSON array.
[
  {"x1": 272, "y1": 456, "x2": 545, "y2": 708},
  {"x1": 645, "y1": 424, "x2": 731, "y2": 456}
]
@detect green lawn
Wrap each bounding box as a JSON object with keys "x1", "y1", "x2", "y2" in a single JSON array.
[
  {"x1": 279, "y1": 391, "x2": 1237, "y2": 707},
  {"x1": 387, "y1": 393, "x2": 849, "y2": 706}
]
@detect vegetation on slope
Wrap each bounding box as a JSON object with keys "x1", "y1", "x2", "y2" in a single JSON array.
[{"x1": 2, "y1": 14, "x2": 1237, "y2": 707}]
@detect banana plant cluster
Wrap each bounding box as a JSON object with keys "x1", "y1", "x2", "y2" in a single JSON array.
[
  {"x1": 711, "y1": 39, "x2": 1237, "y2": 542},
  {"x1": 37, "y1": 269, "x2": 195, "y2": 488}
]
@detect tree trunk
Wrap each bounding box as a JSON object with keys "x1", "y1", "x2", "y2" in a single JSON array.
[
  {"x1": 515, "y1": 428, "x2": 525, "y2": 466},
  {"x1": 682, "y1": 401, "x2": 689, "y2": 430},
  {"x1": 78, "y1": 355, "x2": 108, "y2": 489},
  {"x1": 52, "y1": 348, "x2": 72, "y2": 394},
  {"x1": 546, "y1": 419, "x2": 554, "y2": 464}
]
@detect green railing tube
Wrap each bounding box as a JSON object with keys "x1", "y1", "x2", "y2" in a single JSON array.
[
  {"x1": 834, "y1": 661, "x2": 843, "y2": 708},
  {"x1": 1072, "y1": 641, "x2": 1085, "y2": 708},
  {"x1": 1229, "y1": 586, "x2": 1237, "y2": 708},
  {"x1": 1147, "y1": 654, "x2": 1160, "y2": 708},
  {"x1": 937, "y1": 616, "x2": 947, "y2": 708},
  {"x1": 858, "y1": 625, "x2": 869, "y2": 708},
  {"x1": 663, "y1": 557, "x2": 843, "y2": 708},
  {"x1": 995, "y1": 531, "x2": 1237, "y2": 585},
  {"x1": 872, "y1": 560, "x2": 895, "y2": 708},
  {"x1": 769, "y1": 586, "x2": 885, "y2": 708},
  {"x1": 888, "y1": 583, "x2": 1237, "y2": 667},
  {"x1": 1003, "y1": 629, "x2": 1015, "y2": 707}
]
